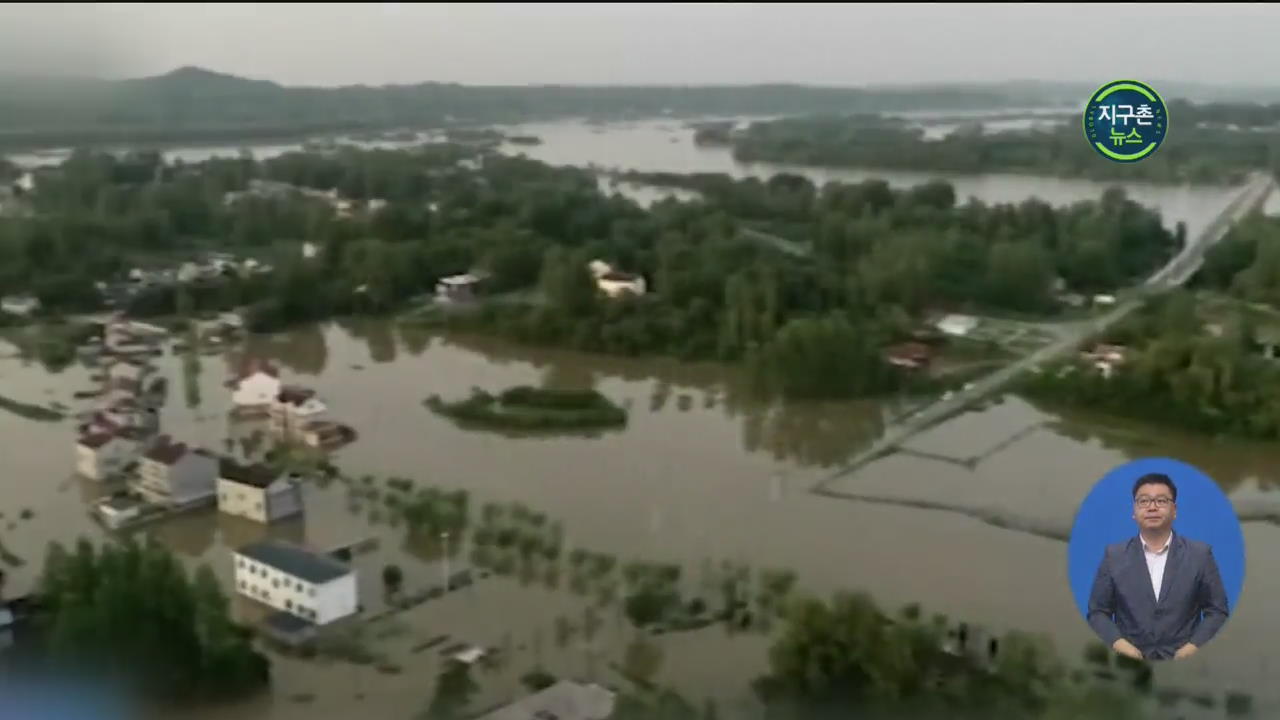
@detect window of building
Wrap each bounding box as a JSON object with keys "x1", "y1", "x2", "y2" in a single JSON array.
[
  {"x1": 308, "y1": 588, "x2": 316, "y2": 597},
  {"x1": 238, "y1": 580, "x2": 245, "y2": 590},
  {"x1": 285, "y1": 599, "x2": 293, "y2": 610},
  {"x1": 271, "y1": 579, "x2": 279, "y2": 589}
]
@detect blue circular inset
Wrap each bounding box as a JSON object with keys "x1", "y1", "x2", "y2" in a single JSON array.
[
  {"x1": 1067, "y1": 457, "x2": 1245, "y2": 621},
  {"x1": 1082, "y1": 79, "x2": 1169, "y2": 163}
]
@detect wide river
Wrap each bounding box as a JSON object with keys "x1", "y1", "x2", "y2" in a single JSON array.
[{"x1": 2, "y1": 119, "x2": 1278, "y2": 719}]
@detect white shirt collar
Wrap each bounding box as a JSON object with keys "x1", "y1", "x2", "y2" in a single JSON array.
[{"x1": 1142, "y1": 530, "x2": 1173, "y2": 555}]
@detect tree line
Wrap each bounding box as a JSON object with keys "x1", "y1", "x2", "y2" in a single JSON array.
[
  {"x1": 753, "y1": 591, "x2": 1156, "y2": 720},
  {"x1": 1020, "y1": 289, "x2": 1280, "y2": 439},
  {"x1": 713, "y1": 113, "x2": 1280, "y2": 184},
  {"x1": 1, "y1": 145, "x2": 1179, "y2": 399}
]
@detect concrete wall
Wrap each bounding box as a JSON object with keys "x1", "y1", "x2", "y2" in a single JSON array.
[
  {"x1": 217, "y1": 479, "x2": 268, "y2": 522},
  {"x1": 266, "y1": 482, "x2": 304, "y2": 522}
]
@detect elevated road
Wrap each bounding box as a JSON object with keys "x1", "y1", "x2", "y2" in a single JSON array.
[{"x1": 814, "y1": 171, "x2": 1277, "y2": 491}]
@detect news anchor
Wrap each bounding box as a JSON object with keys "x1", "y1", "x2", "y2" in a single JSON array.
[{"x1": 1087, "y1": 472, "x2": 1229, "y2": 661}]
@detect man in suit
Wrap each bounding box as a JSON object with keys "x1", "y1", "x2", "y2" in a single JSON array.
[{"x1": 1087, "y1": 472, "x2": 1229, "y2": 661}]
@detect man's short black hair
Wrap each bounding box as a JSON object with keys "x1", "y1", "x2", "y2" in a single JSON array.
[{"x1": 1133, "y1": 472, "x2": 1177, "y2": 502}]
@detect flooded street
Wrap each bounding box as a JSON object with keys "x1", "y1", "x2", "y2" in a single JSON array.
[{"x1": 2, "y1": 118, "x2": 1275, "y2": 716}]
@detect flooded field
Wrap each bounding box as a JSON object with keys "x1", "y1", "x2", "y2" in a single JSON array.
[{"x1": 4, "y1": 318, "x2": 1280, "y2": 717}]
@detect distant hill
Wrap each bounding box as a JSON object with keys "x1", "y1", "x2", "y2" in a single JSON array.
[
  {"x1": 1, "y1": 67, "x2": 1279, "y2": 150},
  {"x1": 0, "y1": 67, "x2": 1055, "y2": 149}
]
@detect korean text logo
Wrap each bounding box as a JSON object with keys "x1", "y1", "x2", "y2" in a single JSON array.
[{"x1": 1083, "y1": 80, "x2": 1168, "y2": 163}]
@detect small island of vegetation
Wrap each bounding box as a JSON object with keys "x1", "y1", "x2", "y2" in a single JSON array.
[
  {"x1": 425, "y1": 386, "x2": 628, "y2": 431},
  {"x1": 718, "y1": 109, "x2": 1280, "y2": 184}
]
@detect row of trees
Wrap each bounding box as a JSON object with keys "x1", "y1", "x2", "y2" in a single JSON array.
[
  {"x1": 755, "y1": 592, "x2": 1151, "y2": 720},
  {"x1": 1021, "y1": 290, "x2": 1280, "y2": 438},
  {"x1": 1198, "y1": 214, "x2": 1280, "y2": 305}
]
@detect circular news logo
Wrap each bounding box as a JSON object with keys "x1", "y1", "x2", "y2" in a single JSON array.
[{"x1": 1083, "y1": 80, "x2": 1168, "y2": 163}]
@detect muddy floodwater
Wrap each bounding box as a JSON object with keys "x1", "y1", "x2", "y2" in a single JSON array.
[
  {"x1": 1, "y1": 118, "x2": 1273, "y2": 717},
  {"x1": 4, "y1": 318, "x2": 1280, "y2": 718}
]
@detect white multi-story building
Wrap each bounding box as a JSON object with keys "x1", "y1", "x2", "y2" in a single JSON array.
[{"x1": 233, "y1": 540, "x2": 357, "y2": 625}]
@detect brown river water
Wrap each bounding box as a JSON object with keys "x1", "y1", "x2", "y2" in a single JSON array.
[{"x1": 4, "y1": 319, "x2": 1280, "y2": 719}]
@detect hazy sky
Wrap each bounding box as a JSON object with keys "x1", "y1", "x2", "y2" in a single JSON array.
[{"x1": 2, "y1": 3, "x2": 1279, "y2": 87}]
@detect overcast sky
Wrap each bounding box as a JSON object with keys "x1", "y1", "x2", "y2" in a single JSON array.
[{"x1": 2, "y1": 3, "x2": 1279, "y2": 87}]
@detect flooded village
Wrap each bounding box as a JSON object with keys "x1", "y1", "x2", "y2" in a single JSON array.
[{"x1": 3, "y1": 116, "x2": 1280, "y2": 720}]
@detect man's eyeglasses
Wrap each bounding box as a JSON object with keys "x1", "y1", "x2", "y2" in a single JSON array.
[{"x1": 1135, "y1": 496, "x2": 1173, "y2": 509}]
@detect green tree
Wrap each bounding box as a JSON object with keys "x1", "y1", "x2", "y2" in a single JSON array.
[
  {"x1": 425, "y1": 662, "x2": 478, "y2": 719},
  {"x1": 539, "y1": 246, "x2": 598, "y2": 316}
]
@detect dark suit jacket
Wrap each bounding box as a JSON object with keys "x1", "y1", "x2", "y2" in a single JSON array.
[{"x1": 1087, "y1": 533, "x2": 1229, "y2": 660}]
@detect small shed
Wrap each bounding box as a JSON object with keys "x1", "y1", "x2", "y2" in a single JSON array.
[{"x1": 435, "y1": 273, "x2": 484, "y2": 303}]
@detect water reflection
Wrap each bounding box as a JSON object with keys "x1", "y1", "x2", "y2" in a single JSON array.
[
  {"x1": 1033, "y1": 400, "x2": 1280, "y2": 494},
  {"x1": 17, "y1": 315, "x2": 1280, "y2": 716},
  {"x1": 739, "y1": 399, "x2": 886, "y2": 468},
  {"x1": 241, "y1": 323, "x2": 329, "y2": 376},
  {"x1": 338, "y1": 317, "x2": 398, "y2": 365},
  {"x1": 397, "y1": 323, "x2": 434, "y2": 357},
  {"x1": 540, "y1": 362, "x2": 598, "y2": 391}
]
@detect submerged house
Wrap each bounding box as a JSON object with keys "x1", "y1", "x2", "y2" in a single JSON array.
[
  {"x1": 474, "y1": 681, "x2": 617, "y2": 720},
  {"x1": 231, "y1": 359, "x2": 282, "y2": 409},
  {"x1": 132, "y1": 436, "x2": 218, "y2": 509},
  {"x1": 75, "y1": 430, "x2": 146, "y2": 481},
  {"x1": 270, "y1": 387, "x2": 328, "y2": 441},
  {"x1": 233, "y1": 540, "x2": 358, "y2": 627},
  {"x1": 217, "y1": 458, "x2": 304, "y2": 524}
]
